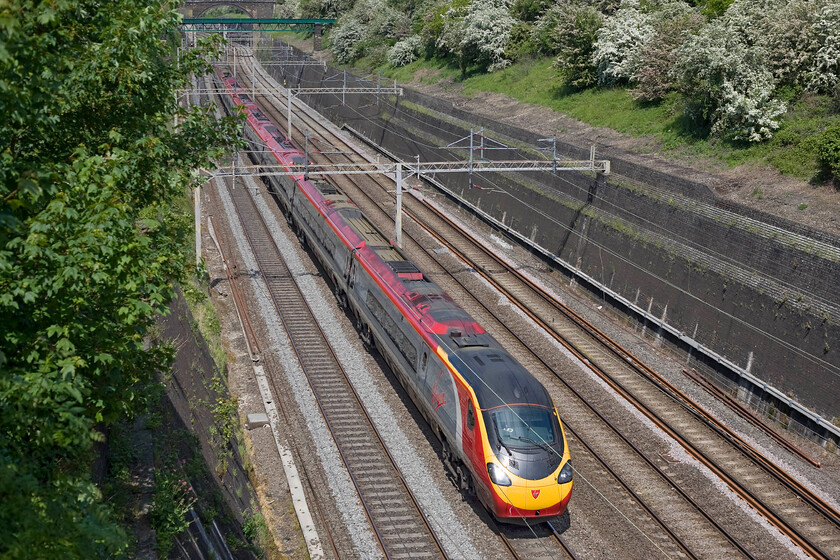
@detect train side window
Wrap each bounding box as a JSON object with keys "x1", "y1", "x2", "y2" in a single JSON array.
[{"x1": 467, "y1": 402, "x2": 475, "y2": 431}]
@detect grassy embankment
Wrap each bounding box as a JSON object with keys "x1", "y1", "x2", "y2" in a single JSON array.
[{"x1": 356, "y1": 55, "x2": 840, "y2": 185}]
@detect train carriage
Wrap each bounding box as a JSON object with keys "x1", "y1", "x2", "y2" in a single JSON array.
[{"x1": 215, "y1": 69, "x2": 573, "y2": 524}]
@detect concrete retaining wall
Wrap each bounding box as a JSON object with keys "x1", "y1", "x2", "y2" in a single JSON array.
[{"x1": 263, "y1": 43, "x2": 840, "y2": 428}]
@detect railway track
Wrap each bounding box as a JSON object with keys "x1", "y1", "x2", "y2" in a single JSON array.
[
  {"x1": 229, "y1": 59, "x2": 719, "y2": 559},
  {"x1": 216, "y1": 153, "x2": 448, "y2": 559},
  {"x1": 231, "y1": 52, "x2": 840, "y2": 559},
  {"x1": 206, "y1": 205, "x2": 345, "y2": 560},
  {"x1": 496, "y1": 519, "x2": 578, "y2": 560}
]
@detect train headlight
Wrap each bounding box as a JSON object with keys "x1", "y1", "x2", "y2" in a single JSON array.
[
  {"x1": 487, "y1": 462, "x2": 512, "y2": 487},
  {"x1": 557, "y1": 461, "x2": 573, "y2": 484}
]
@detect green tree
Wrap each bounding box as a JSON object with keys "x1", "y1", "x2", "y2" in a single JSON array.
[
  {"x1": 817, "y1": 124, "x2": 840, "y2": 179},
  {"x1": 0, "y1": 0, "x2": 240, "y2": 556},
  {"x1": 553, "y1": 1, "x2": 603, "y2": 88}
]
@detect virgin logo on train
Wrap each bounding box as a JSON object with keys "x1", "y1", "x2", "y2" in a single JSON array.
[{"x1": 532, "y1": 489, "x2": 541, "y2": 499}]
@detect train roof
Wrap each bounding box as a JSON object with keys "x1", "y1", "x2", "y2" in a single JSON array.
[
  {"x1": 448, "y1": 347, "x2": 553, "y2": 411},
  {"x1": 218, "y1": 69, "x2": 485, "y2": 338},
  {"x1": 218, "y1": 72, "x2": 555, "y2": 416}
]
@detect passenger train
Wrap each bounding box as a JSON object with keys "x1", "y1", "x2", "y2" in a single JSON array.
[{"x1": 215, "y1": 68, "x2": 573, "y2": 524}]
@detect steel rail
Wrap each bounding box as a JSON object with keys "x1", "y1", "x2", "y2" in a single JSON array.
[
  {"x1": 319, "y1": 98, "x2": 840, "y2": 556},
  {"x1": 682, "y1": 367, "x2": 821, "y2": 467},
  {"x1": 239, "y1": 68, "x2": 737, "y2": 560},
  {"x1": 407, "y1": 187, "x2": 835, "y2": 560},
  {"x1": 219, "y1": 160, "x2": 448, "y2": 559},
  {"x1": 496, "y1": 254, "x2": 836, "y2": 517},
  {"x1": 547, "y1": 522, "x2": 581, "y2": 560},
  {"x1": 207, "y1": 209, "x2": 344, "y2": 560},
  {"x1": 237, "y1": 57, "x2": 839, "y2": 559},
  {"x1": 493, "y1": 518, "x2": 577, "y2": 560},
  {"x1": 405, "y1": 203, "x2": 747, "y2": 560}
]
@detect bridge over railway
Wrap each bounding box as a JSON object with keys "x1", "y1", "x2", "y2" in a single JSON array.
[
  {"x1": 178, "y1": 0, "x2": 274, "y2": 19},
  {"x1": 177, "y1": 1, "x2": 335, "y2": 47}
]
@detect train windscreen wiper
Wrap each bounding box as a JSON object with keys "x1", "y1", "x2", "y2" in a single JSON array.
[
  {"x1": 513, "y1": 435, "x2": 552, "y2": 453},
  {"x1": 493, "y1": 421, "x2": 513, "y2": 456}
]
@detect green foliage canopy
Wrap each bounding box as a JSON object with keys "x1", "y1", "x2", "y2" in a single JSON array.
[
  {"x1": 817, "y1": 124, "x2": 840, "y2": 179},
  {"x1": 0, "y1": 0, "x2": 240, "y2": 556}
]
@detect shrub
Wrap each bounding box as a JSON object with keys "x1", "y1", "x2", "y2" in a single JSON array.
[
  {"x1": 388, "y1": 35, "x2": 423, "y2": 67},
  {"x1": 328, "y1": 0, "x2": 410, "y2": 65},
  {"x1": 553, "y1": 2, "x2": 603, "y2": 88},
  {"x1": 329, "y1": 17, "x2": 365, "y2": 63},
  {"x1": 299, "y1": 0, "x2": 355, "y2": 19},
  {"x1": 759, "y1": 0, "x2": 822, "y2": 89},
  {"x1": 804, "y1": 3, "x2": 840, "y2": 94},
  {"x1": 359, "y1": 0, "x2": 411, "y2": 39},
  {"x1": 425, "y1": 0, "x2": 470, "y2": 58},
  {"x1": 672, "y1": 9, "x2": 786, "y2": 142},
  {"x1": 458, "y1": 0, "x2": 516, "y2": 72},
  {"x1": 591, "y1": 1, "x2": 653, "y2": 86},
  {"x1": 700, "y1": 0, "x2": 734, "y2": 17},
  {"x1": 632, "y1": 2, "x2": 704, "y2": 102},
  {"x1": 150, "y1": 472, "x2": 196, "y2": 557},
  {"x1": 817, "y1": 125, "x2": 840, "y2": 178},
  {"x1": 512, "y1": 0, "x2": 551, "y2": 21},
  {"x1": 506, "y1": 21, "x2": 539, "y2": 61},
  {"x1": 532, "y1": 4, "x2": 567, "y2": 55}
]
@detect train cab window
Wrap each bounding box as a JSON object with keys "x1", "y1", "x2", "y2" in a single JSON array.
[
  {"x1": 420, "y1": 352, "x2": 428, "y2": 372},
  {"x1": 467, "y1": 402, "x2": 475, "y2": 431}
]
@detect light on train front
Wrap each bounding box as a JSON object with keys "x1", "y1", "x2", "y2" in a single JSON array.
[
  {"x1": 558, "y1": 461, "x2": 573, "y2": 484},
  {"x1": 487, "y1": 462, "x2": 512, "y2": 486}
]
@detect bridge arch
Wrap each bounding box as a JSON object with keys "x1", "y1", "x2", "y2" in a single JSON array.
[{"x1": 179, "y1": 0, "x2": 274, "y2": 20}]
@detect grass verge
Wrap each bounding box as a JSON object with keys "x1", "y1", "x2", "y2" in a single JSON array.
[{"x1": 373, "y1": 55, "x2": 839, "y2": 183}]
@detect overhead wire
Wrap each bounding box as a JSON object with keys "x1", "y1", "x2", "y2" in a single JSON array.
[
  {"x1": 310, "y1": 69, "x2": 840, "y2": 300},
  {"x1": 279, "y1": 63, "x2": 840, "y2": 378},
  {"x1": 224, "y1": 53, "x2": 744, "y2": 558},
  {"x1": 247, "y1": 50, "x2": 840, "y2": 379}
]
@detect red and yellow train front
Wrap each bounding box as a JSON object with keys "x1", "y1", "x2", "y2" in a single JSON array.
[{"x1": 475, "y1": 404, "x2": 573, "y2": 524}]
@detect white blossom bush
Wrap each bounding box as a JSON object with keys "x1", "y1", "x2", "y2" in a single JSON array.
[
  {"x1": 434, "y1": 1, "x2": 470, "y2": 57},
  {"x1": 591, "y1": 0, "x2": 653, "y2": 85},
  {"x1": 299, "y1": 0, "x2": 355, "y2": 19},
  {"x1": 328, "y1": 0, "x2": 411, "y2": 64},
  {"x1": 329, "y1": 17, "x2": 365, "y2": 63},
  {"x1": 713, "y1": 73, "x2": 787, "y2": 142},
  {"x1": 351, "y1": 0, "x2": 410, "y2": 39},
  {"x1": 553, "y1": 1, "x2": 603, "y2": 88},
  {"x1": 459, "y1": 0, "x2": 516, "y2": 72},
  {"x1": 673, "y1": 16, "x2": 786, "y2": 142},
  {"x1": 388, "y1": 35, "x2": 423, "y2": 67},
  {"x1": 418, "y1": 0, "x2": 468, "y2": 58},
  {"x1": 631, "y1": 1, "x2": 703, "y2": 101},
  {"x1": 758, "y1": 0, "x2": 824, "y2": 88},
  {"x1": 720, "y1": 0, "x2": 785, "y2": 45},
  {"x1": 804, "y1": 3, "x2": 840, "y2": 94}
]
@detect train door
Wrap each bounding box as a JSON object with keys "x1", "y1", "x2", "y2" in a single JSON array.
[
  {"x1": 463, "y1": 399, "x2": 476, "y2": 452},
  {"x1": 419, "y1": 351, "x2": 429, "y2": 388},
  {"x1": 347, "y1": 258, "x2": 362, "y2": 318}
]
